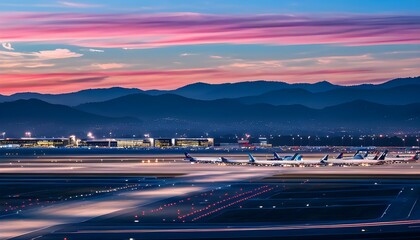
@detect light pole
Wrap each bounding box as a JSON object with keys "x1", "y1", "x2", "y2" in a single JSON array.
[{"x1": 1, "y1": 132, "x2": 5, "y2": 139}]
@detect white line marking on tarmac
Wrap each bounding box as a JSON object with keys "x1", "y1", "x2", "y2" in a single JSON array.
[
  {"x1": 407, "y1": 199, "x2": 418, "y2": 219},
  {"x1": 381, "y1": 203, "x2": 392, "y2": 219},
  {"x1": 30, "y1": 235, "x2": 43, "y2": 240}
]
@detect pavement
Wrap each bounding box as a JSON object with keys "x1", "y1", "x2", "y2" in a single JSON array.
[{"x1": 0, "y1": 154, "x2": 419, "y2": 239}]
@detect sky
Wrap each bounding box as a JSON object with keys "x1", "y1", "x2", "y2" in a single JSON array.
[{"x1": 0, "y1": 0, "x2": 420, "y2": 94}]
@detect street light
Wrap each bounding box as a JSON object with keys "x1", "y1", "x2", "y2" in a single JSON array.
[
  {"x1": 25, "y1": 131, "x2": 31, "y2": 138},
  {"x1": 1, "y1": 132, "x2": 5, "y2": 139}
]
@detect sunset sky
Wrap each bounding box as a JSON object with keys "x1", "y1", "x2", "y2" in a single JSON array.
[{"x1": 1, "y1": 0, "x2": 420, "y2": 94}]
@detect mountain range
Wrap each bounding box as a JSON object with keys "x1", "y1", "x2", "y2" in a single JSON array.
[
  {"x1": 146, "y1": 80, "x2": 340, "y2": 99},
  {"x1": 236, "y1": 84, "x2": 420, "y2": 108},
  {"x1": 0, "y1": 76, "x2": 419, "y2": 136},
  {"x1": 0, "y1": 87, "x2": 143, "y2": 106},
  {"x1": 1, "y1": 76, "x2": 419, "y2": 107}
]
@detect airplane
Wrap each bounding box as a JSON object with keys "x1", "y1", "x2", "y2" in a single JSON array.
[
  {"x1": 382, "y1": 151, "x2": 419, "y2": 163},
  {"x1": 335, "y1": 150, "x2": 369, "y2": 160},
  {"x1": 184, "y1": 152, "x2": 222, "y2": 163},
  {"x1": 322, "y1": 151, "x2": 387, "y2": 166},
  {"x1": 220, "y1": 156, "x2": 250, "y2": 164},
  {"x1": 249, "y1": 153, "x2": 326, "y2": 166},
  {"x1": 269, "y1": 152, "x2": 301, "y2": 160},
  {"x1": 248, "y1": 154, "x2": 288, "y2": 166}
]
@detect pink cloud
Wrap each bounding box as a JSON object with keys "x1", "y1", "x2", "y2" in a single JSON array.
[
  {"x1": 0, "y1": 13, "x2": 419, "y2": 48},
  {"x1": 0, "y1": 68, "x2": 221, "y2": 93},
  {"x1": 91, "y1": 63, "x2": 127, "y2": 70}
]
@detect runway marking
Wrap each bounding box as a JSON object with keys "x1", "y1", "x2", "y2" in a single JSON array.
[
  {"x1": 73, "y1": 219, "x2": 420, "y2": 234},
  {"x1": 380, "y1": 187, "x2": 405, "y2": 219},
  {"x1": 30, "y1": 235, "x2": 43, "y2": 240},
  {"x1": 380, "y1": 203, "x2": 392, "y2": 219},
  {"x1": 407, "y1": 199, "x2": 418, "y2": 219}
]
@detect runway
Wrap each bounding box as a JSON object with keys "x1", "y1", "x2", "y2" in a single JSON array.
[{"x1": 0, "y1": 154, "x2": 419, "y2": 239}]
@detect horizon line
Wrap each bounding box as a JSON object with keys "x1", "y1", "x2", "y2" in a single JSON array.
[{"x1": 1, "y1": 75, "x2": 418, "y2": 96}]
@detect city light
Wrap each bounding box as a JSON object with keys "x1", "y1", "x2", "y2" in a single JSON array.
[
  {"x1": 87, "y1": 132, "x2": 95, "y2": 139},
  {"x1": 0, "y1": 2, "x2": 419, "y2": 240}
]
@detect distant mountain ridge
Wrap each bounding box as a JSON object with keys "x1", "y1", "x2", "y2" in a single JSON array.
[
  {"x1": 350, "y1": 77, "x2": 420, "y2": 89},
  {"x1": 0, "y1": 87, "x2": 143, "y2": 106},
  {"x1": 0, "y1": 76, "x2": 419, "y2": 136},
  {"x1": 236, "y1": 84, "x2": 420, "y2": 108},
  {"x1": 147, "y1": 80, "x2": 340, "y2": 100},
  {"x1": 147, "y1": 76, "x2": 420, "y2": 100},
  {"x1": 76, "y1": 93, "x2": 420, "y2": 134},
  {"x1": 1, "y1": 94, "x2": 419, "y2": 136},
  {"x1": 1, "y1": 76, "x2": 419, "y2": 106}
]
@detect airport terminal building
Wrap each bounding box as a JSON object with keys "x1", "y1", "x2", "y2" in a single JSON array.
[
  {"x1": 0, "y1": 137, "x2": 214, "y2": 148},
  {"x1": 82, "y1": 138, "x2": 213, "y2": 148},
  {"x1": 0, "y1": 138, "x2": 70, "y2": 148}
]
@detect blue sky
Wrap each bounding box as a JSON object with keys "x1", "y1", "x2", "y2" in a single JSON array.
[
  {"x1": 1, "y1": 0, "x2": 420, "y2": 13},
  {"x1": 0, "y1": 0, "x2": 419, "y2": 94}
]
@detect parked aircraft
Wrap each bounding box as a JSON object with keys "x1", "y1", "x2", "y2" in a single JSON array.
[{"x1": 184, "y1": 152, "x2": 222, "y2": 163}]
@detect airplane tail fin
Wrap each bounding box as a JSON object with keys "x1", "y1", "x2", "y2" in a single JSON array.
[
  {"x1": 291, "y1": 153, "x2": 299, "y2": 160},
  {"x1": 363, "y1": 151, "x2": 369, "y2": 158},
  {"x1": 372, "y1": 152, "x2": 380, "y2": 160},
  {"x1": 378, "y1": 150, "x2": 388, "y2": 160},
  {"x1": 184, "y1": 152, "x2": 194, "y2": 161},
  {"x1": 353, "y1": 150, "x2": 360, "y2": 157},
  {"x1": 336, "y1": 152, "x2": 344, "y2": 159},
  {"x1": 221, "y1": 157, "x2": 229, "y2": 163},
  {"x1": 248, "y1": 154, "x2": 256, "y2": 163},
  {"x1": 273, "y1": 152, "x2": 281, "y2": 160},
  {"x1": 320, "y1": 154, "x2": 329, "y2": 164}
]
